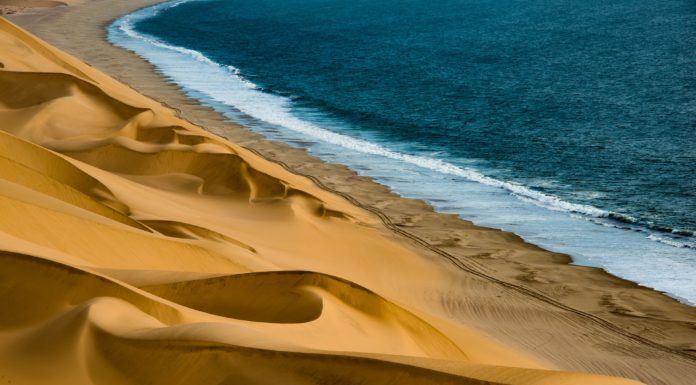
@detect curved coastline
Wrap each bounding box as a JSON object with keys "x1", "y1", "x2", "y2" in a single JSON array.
[
  {"x1": 3, "y1": 1, "x2": 696, "y2": 384},
  {"x1": 104, "y1": 0, "x2": 696, "y2": 306}
]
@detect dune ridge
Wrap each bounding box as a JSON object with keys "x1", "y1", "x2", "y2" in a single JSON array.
[{"x1": 0, "y1": 13, "x2": 694, "y2": 385}]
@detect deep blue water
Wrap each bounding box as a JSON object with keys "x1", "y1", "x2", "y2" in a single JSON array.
[{"x1": 109, "y1": 0, "x2": 696, "y2": 302}]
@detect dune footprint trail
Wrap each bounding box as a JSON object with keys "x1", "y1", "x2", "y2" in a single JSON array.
[{"x1": 0, "y1": 16, "x2": 672, "y2": 385}]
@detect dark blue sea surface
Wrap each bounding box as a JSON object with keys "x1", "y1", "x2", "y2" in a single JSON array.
[{"x1": 109, "y1": 0, "x2": 696, "y2": 302}]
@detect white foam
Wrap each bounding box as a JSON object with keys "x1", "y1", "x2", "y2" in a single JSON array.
[{"x1": 648, "y1": 234, "x2": 691, "y2": 249}]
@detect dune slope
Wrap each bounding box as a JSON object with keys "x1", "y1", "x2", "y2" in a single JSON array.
[{"x1": 0, "y1": 16, "x2": 692, "y2": 385}]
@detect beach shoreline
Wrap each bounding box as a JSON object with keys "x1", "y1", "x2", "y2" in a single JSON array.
[
  {"x1": 3, "y1": 0, "x2": 696, "y2": 383},
  {"x1": 9, "y1": 0, "x2": 695, "y2": 356}
]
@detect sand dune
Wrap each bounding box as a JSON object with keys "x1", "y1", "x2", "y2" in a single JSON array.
[
  {"x1": 0, "y1": 252, "x2": 641, "y2": 385},
  {"x1": 0, "y1": 14, "x2": 692, "y2": 385}
]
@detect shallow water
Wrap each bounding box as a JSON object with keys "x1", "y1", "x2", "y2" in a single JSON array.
[{"x1": 108, "y1": 0, "x2": 696, "y2": 303}]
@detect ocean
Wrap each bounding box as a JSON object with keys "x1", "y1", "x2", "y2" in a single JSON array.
[{"x1": 108, "y1": 0, "x2": 696, "y2": 303}]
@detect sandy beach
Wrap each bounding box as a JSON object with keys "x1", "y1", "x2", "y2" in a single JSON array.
[{"x1": 1, "y1": 1, "x2": 695, "y2": 384}]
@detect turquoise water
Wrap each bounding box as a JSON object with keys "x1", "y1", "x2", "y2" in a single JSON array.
[{"x1": 109, "y1": 0, "x2": 696, "y2": 303}]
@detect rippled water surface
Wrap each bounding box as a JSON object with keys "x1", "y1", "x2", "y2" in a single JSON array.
[{"x1": 109, "y1": 0, "x2": 696, "y2": 302}]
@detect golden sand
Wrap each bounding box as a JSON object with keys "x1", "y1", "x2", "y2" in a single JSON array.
[{"x1": 1, "y1": 5, "x2": 695, "y2": 385}]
